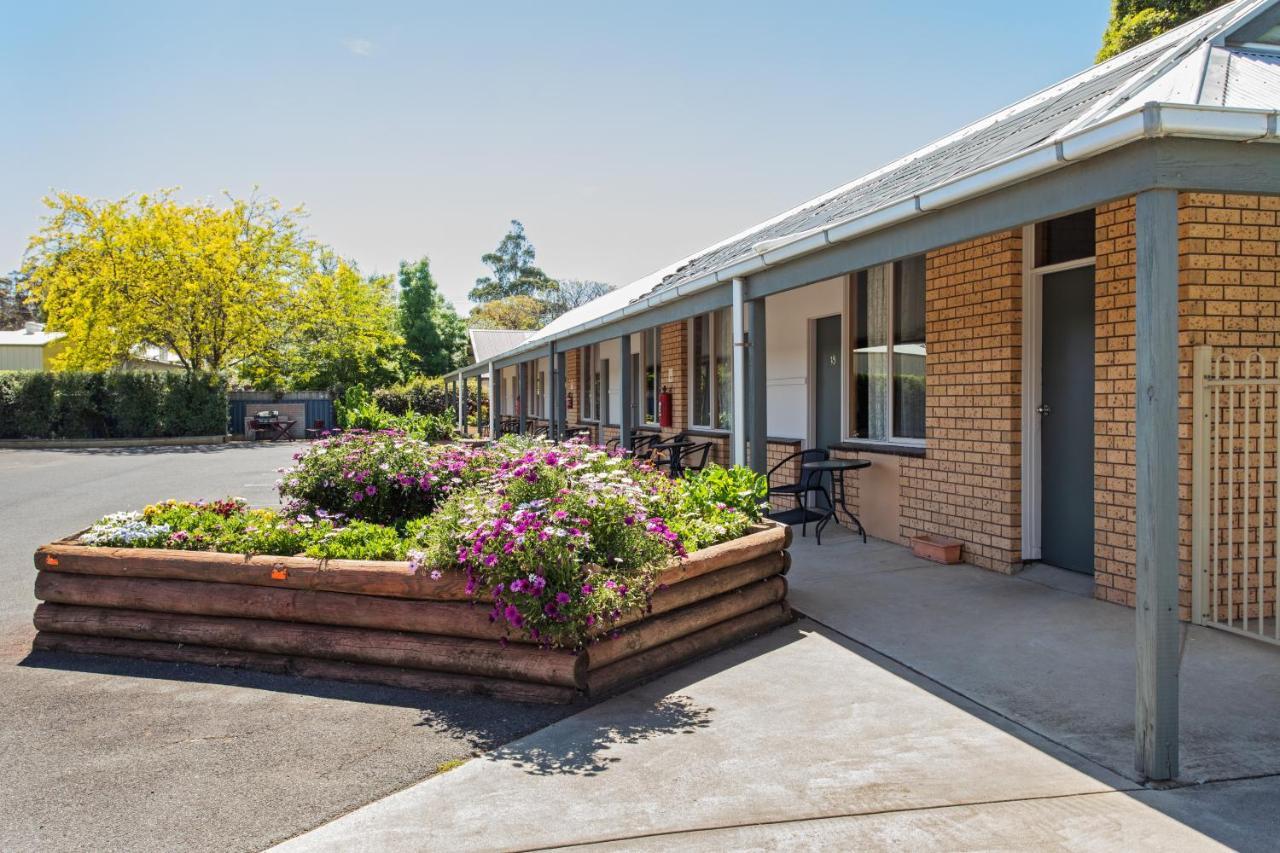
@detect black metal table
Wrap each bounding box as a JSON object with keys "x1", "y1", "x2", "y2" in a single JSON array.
[
  {"x1": 650, "y1": 438, "x2": 695, "y2": 477},
  {"x1": 801, "y1": 458, "x2": 870, "y2": 544}
]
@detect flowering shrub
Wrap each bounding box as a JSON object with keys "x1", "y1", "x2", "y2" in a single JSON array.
[
  {"x1": 77, "y1": 437, "x2": 771, "y2": 649},
  {"x1": 406, "y1": 441, "x2": 687, "y2": 647},
  {"x1": 278, "y1": 430, "x2": 489, "y2": 525},
  {"x1": 139, "y1": 498, "x2": 333, "y2": 554},
  {"x1": 80, "y1": 512, "x2": 173, "y2": 547}
]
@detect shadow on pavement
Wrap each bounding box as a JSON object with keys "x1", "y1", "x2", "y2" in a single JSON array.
[{"x1": 19, "y1": 647, "x2": 573, "y2": 735}]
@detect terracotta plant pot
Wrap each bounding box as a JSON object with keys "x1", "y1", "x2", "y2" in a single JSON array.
[{"x1": 910, "y1": 534, "x2": 963, "y2": 565}]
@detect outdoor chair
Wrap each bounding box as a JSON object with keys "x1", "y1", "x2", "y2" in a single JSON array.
[
  {"x1": 630, "y1": 432, "x2": 659, "y2": 460},
  {"x1": 605, "y1": 437, "x2": 620, "y2": 452},
  {"x1": 676, "y1": 441, "x2": 712, "y2": 476},
  {"x1": 766, "y1": 448, "x2": 830, "y2": 537}
]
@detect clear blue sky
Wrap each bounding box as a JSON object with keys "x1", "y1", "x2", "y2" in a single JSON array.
[{"x1": 1, "y1": 1, "x2": 1110, "y2": 309}]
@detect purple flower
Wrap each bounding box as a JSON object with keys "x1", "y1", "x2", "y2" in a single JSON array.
[
  {"x1": 482, "y1": 553, "x2": 498, "y2": 568},
  {"x1": 555, "y1": 591, "x2": 572, "y2": 605},
  {"x1": 503, "y1": 604, "x2": 524, "y2": 627},
  {"x1": 581, "y1": 583, "x2": 594, "y2": 595},
  {"x1": 365, "y1": 485, "x2": 377, "y2": 496}
]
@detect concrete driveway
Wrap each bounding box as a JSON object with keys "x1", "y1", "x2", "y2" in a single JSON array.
[{"x1": 0, "y1": 445, "x2": 570, "y2": 852}]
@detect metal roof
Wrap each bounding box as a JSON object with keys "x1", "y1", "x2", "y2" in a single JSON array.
[
  {"x1": 472, "y1": 0, "x2": 1280, "y2": 371},
  {"x1": 468, "y1": 328, "x2": 535, "y2": 363},
  {"x1": 0, "y1": 323, "x2": 64, "y2": 347}
]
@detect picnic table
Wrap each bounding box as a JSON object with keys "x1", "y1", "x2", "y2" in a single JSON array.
[{"x1": 250, "y1": 412, "x2": 297, "y2": 442}]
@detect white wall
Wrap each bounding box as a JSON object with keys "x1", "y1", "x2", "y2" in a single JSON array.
[{"x1": 764, "y1": 276, "x2": 845, "y2": 442}]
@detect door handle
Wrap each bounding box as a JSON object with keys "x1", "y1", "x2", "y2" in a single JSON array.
[{"x1": 1037, "y1": 404, "x2": 1052, "y2": 416}]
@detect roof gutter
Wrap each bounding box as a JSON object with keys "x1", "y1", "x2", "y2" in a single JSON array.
[{"x1": 475, "y1": 102, "x2": 1277, "y2": 373}]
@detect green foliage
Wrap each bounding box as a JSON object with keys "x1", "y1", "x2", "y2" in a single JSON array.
[
  {"x1": 304, "y1": 521, "x2": 404, "y2": 560},
  {"x1": 467, "y1": 294, "x2": 547, "y2": 331},
  {"x1": 468, "y1": 220, "x2": 556, "y2": 304},
  {"x1": 334, "y1": 385, "x2": 456, "y2": 441},
  {"x1": 0, "y1": 370, "x2": 227, "y2": 439},
  {"x1": 668, "y1": 464, "x2": 768, "y2": 552},
  {"x1": 372, "y1": 375, "x2": 453, "y2": 417},
  {"x1": 1097, "y1": 0, "x2": 1229, "y2": 61},
  {"x1": 397, "y1": 257, "x2": 469, "y2": 375},
  {"x1": 0, "y1": 272, "x2": 39, "y2": 328}
]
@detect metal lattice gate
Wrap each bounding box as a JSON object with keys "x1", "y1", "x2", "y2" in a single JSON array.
[{"x1": 1192, "y1": 345, "x2": 1280, "y2": 643}]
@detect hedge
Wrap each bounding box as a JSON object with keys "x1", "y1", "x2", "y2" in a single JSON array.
[
  {"x1": 373, "y1": 376, "x2": 458, "y2": 418},
  {"x1": 0, "y1": 371, "x2": 228, "y2": 440}
]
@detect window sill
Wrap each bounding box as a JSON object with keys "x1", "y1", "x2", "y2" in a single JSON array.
[
  {"x1": 685, "y1": 427, "x2": 730, "y2": 438},
  {"x1": 829, "y1": 440, "x2": 926, "y2": 459}
]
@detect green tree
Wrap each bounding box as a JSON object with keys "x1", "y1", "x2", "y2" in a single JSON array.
[
  {"x1": 468, "y1": 220, "x2": 555, "y2": 303},
  {"x1": 541, "y1": 279, "x2": 613, "y2": 321},
  {"x1": 397, "y1": 257, "x2": 469, "y2": 375},
  {"x1": 0, "y1": 271, "x2": 40, "y2": 329},
  {"x1": 1097, "y1": 0, "x2": 1229, "y2": 61},
  {"x1": 467, "y1": 294, "x2": 546, "y2": 331},
  {"x1": 237, "y1": 252, "x2": 405, "y2": 390}
]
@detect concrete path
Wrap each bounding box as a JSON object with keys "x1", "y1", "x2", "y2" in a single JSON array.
[
  {"x1": 279, "y1": 525, "x2": 1280, "y2": 852},
  {"x1": 785, "y1": 526, "x2": 1280, "y2": 785},
  {"x1": 278, "y1": 620, "x2": 1259, "y2": 851},
  {"x1": 0, "y1": 446, "x2": 570, "y2": 852}
]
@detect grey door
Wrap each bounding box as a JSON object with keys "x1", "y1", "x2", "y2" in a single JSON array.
[
  {"x1": 1040, "y1": 266, "x2": 1095, "y2": 574},
  {"x1": 814, "y1": 315, "x2": 843, "y2": 451}
]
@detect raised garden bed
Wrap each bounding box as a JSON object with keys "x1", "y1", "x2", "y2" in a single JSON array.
[{"x1": 32, "y1": 521, "x2": 792, "y2": 704}]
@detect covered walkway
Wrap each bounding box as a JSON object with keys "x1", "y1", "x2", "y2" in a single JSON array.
[{"x1": 275, "y1": 528, "x2": 1280, "y2": 851}]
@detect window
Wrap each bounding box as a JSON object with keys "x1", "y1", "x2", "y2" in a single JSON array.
[
  {"x1": 642, "y1": 329, "x2": 660, "y2": 424},
  {"x1": 850, "y1": 257, "x2": 926, "y2": 442},
  {"x1": 1036, "y1": 209, "x2": 1095, "y2": 267},
  {"x1": 580, "y1": 344, "x2": 602, "y2": 421},
  {"x1": 690, "y1": 307, "x2": 733, "y2": 430}
]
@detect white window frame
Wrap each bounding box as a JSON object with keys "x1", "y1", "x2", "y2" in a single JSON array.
[
  {"x1": 641, "y1": 329, "x2": 660, "y2": 425},
  {"x1": 687, "y1": 308, "x2": 732, "y2": 431},
  {"x1": 845, "y1": 260, "x2": 927, "y2": 448},
  {"x1": 580, "y1": 344, "x2": 601, "y2": 422}
]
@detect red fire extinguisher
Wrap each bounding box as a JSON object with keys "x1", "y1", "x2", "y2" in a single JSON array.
[{"x1": 659, "y1": 387, "x2": 673, "y2": 428}]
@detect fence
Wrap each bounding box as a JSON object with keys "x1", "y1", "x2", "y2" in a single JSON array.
[
  {"x1": 227, "y1": 391, "x2": 334, "y2": 440},
  {"x1": 1192, "y1": 346, "x2": 1280, "y2": 644}
]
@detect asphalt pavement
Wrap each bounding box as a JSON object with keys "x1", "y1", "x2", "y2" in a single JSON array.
[{"x1": 0, "y1": 444, "x2": 570, "y2": 852}]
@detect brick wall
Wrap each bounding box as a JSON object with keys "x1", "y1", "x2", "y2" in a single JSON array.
[
  {"x1": 1093, "y1": 192, "x2": 1280, "y2": 620},
  {"x1": 659, "y1": 321, "x2": 688, "y2": 435},
  {"x1": 1094, "y1": 198, "x2": 1139, "y2": 607},
  {"x1": 895, "y1": 230, "x2": 1024, "y2": 572},
  {"x1": 565, "y1": 348, "x2": 581, "y2": 426},
  {"x1": 1179, "y1": 192, "x2": 1280, "y2": 623}
]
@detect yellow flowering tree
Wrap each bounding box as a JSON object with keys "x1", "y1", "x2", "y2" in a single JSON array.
[{"x1": 20, "y1": 189, "x2": 405, "y2": 388}]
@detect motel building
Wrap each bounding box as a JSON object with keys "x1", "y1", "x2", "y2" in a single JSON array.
[{"x1": 455, "y1": 0, "x2": 1280, "y2": 779}]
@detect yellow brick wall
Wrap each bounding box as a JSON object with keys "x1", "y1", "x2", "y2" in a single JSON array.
[
  {"x1": 1094, "y1": 198, "x2": 1139, "y2": 607},
  {"x1": 1093, "y1": 192, "x2": 1280, "y2": 620},
  {"x1": 896, "y1": 229, "x2": 1024, "y2": 572}
]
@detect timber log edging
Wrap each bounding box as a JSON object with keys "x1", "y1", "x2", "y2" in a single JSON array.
[{"x1": 32, "y1": 520, "x2": 794, "y2": 703}]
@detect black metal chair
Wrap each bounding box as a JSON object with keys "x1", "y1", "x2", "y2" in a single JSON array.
[
  {"x1": 631, "y1": 432, "x2": 660, "y2": 460},
  {"x1": 677, "y1": 441, "x2": 713, "y2": 476},
  {"x1": 648, "y1": 432, "x2": 689, "y2": 471},
  {"x1": 766, "y1": 448, "x2": 830, "y2": 538},
  {"x1": 605, "y1": 437, "x2": 621, "y2": 452},
  {"x1": 531, "y1": 424, "x2": 549, "y2": 439}
]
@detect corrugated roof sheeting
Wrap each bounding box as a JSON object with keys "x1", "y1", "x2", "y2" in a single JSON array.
[{"x1": 1222, "y1": 49, "x2": 1280, "y2": 107}]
